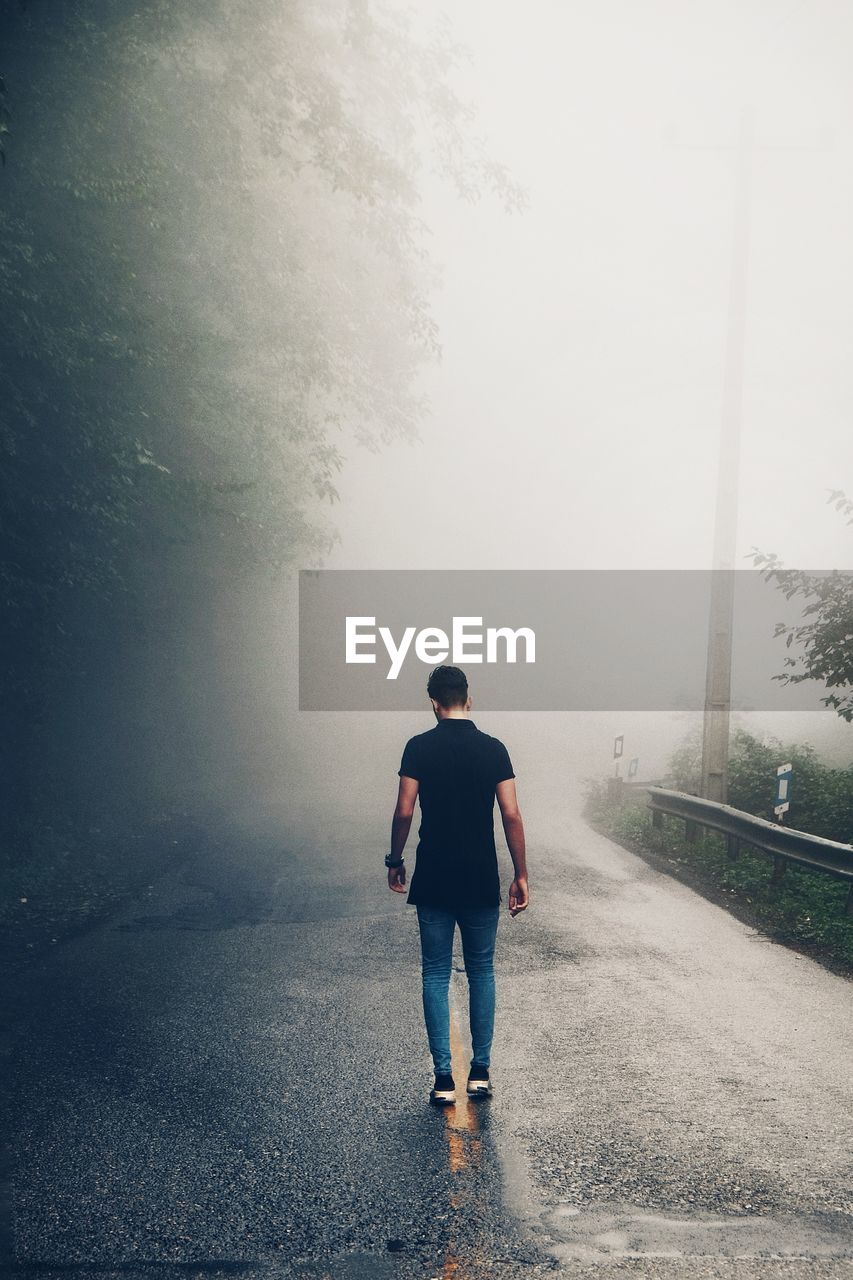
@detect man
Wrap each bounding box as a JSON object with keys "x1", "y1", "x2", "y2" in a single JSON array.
[{"x1": 386, "y1": 664, "x2": 529, "y2": 1106}]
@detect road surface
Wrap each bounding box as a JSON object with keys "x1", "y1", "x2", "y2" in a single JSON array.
[{"x1": 2, "y1": 801, "x2": 852, "y2": 1279}]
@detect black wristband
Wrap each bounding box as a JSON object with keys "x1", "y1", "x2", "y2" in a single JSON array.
[{"x1": 384, "y1": 852, "x2": 405, "y2": 868}]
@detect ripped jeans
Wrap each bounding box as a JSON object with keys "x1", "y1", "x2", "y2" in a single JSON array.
[{"x1": 415, "y1": 903, "x2": 500, "y2": 1076}]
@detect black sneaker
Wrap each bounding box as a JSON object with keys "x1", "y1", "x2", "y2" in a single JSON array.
[
  {"x1": 466, "y1": 1063, "x2": 492, "y2": 1098},
  {"x1": 430, "y1": 1073, "x2": 456, "y2": 1106}
]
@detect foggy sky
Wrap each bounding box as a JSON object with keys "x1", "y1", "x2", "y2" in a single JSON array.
[
  {"x1": 325, "y1": 0, "x2": 853, "y2": 572},
  {"x1": 248, "y1": 1, "x2": 853, "y2": 841}
]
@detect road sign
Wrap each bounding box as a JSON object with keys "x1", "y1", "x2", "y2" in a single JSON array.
[
  {"x1": 774, "y1": 762, "x2": 792, "y2": 819},
  {"x1": 628, "y1": 757, "x2": 639, "y2": 779},
  {"x1": 613, "y1": 735, "x2": 624, "y2": 759}
]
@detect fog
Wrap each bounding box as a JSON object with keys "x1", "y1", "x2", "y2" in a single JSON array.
[
  {"x1": 329, "y1": 0, "x2": 853, "y2": 573},
  {"x1": 4, "y1": 0, "x2": 852, "y2": 880},
  {"x1": 238, "y1": 0, "x2": 853, "y2": 849}
]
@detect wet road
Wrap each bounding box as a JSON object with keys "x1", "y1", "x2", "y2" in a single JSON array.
[{"x1": 3, "y1": 800, "x2": 852, "y2": 1279}]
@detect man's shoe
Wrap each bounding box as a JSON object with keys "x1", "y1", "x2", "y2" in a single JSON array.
[
  {"x1": 466, "y1": 1063, "x2": 492, "y2": 1098},
  {"x1": 430, "y1": 1073, "x2": 456, "y2": 1106}
]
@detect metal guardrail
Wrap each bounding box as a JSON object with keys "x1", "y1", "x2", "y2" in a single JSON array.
[{"x1": 645, "y1": 786, "x2": 853, "y2": 916}]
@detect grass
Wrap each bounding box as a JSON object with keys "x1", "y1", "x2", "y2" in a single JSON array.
[{"x1": 584, "y1": 788, "x2": 853, "y2": 975}]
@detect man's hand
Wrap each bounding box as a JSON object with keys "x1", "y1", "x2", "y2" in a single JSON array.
[
  {"x1": 508, "y1": 875, "x2": 529, "y2": 917},
  {"x1": 388, "y1": 863, "x2": 407, "y2": 893},
  {"x1": 387, "y1": 776, "x2": 417, "y2": 897},
  {"x1": 497, "y1": 780, "x2": 528, "y2": 917}
]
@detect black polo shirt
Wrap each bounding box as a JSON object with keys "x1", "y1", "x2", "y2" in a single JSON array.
[{"x1": 397, "y1": 718, "x2": 515, "y2": 910}]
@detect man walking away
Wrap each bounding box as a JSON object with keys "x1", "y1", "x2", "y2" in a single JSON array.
[{"x1": 385, "y1": 665, "x2": 529, "y2": 1106}]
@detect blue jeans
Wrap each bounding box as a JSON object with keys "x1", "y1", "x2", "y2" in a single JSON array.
[{"x1": 415, "y1": 903, "x2": 500, "y2": 1076}]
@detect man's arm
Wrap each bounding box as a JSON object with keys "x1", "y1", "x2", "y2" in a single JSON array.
[
  {"x1": 388, "y1": 775, "x2": 419, "y2": 894},
  {"x1": 496, "y1": 778, "x2": 529, "y2": 916}
]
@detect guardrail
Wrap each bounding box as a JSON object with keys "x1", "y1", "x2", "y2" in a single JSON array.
[{"x1": 645, "y1": 786, "x2": 853, "y2": 916}]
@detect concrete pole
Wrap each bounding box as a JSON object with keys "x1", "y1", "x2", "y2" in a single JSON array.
[{"x1": 700, "y1": 107, "x2": 753, "y2": 802}]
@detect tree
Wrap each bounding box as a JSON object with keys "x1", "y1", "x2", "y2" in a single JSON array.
[
  {"x1": 749, "y1": 489, "x2": 853, "y2": 722},
  {"x1": 0, "y1": 0, "x2": 525, "y2": 845}
]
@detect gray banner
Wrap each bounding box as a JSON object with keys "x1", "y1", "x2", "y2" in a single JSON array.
[{"x1": 298, "y1": 570, "x2": 851, "y2": 711}]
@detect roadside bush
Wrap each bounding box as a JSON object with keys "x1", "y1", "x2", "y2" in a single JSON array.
[{"x1": 658, "y1": 727, "x2": 853, "y2": 844}]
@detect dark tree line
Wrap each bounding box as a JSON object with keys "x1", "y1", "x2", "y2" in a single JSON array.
[{"x1": 0, "y1": 0, "x2": 523, "y2": 857}]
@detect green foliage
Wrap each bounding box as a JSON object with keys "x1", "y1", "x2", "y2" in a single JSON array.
[
  {"x1": 0, "y1": 0, "x2": 525, "y2": 846},
  {"x1": 2, "y1": 0, "x2": 523, "y2": 608},
  {"x1": 665, "y1": 724, "x2": 703, "y2": 793},
  {"x1": 729, "y1": 731, "x2": 853, "y2": 842},
  {"x1": 661, "y1": 725, "x2": 853, "y2": 844},
  {"x1": 750, "y1": 488, "x2": 853, "y2": 721}
]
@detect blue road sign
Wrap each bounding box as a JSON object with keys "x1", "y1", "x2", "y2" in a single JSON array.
[{"x1": 774, "y1": 762, "x2": 792, "y2": 817}]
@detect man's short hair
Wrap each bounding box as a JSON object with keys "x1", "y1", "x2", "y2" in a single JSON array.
[{"x1": 427, "y1": 665, "x2": 469, "y2": 709}]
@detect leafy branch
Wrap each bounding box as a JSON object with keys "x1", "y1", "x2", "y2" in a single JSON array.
[{"x1": 749, "y1": 488, "x2": 853, "y2": 722}]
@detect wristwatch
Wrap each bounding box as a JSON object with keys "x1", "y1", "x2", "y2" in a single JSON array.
[{"x1": 384, "y1": 852, "x2": 405, "y2": 868}]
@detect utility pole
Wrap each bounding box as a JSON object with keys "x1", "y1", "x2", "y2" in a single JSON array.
[
  {"x1": 700, "y1": 107, "x2": 753, "y2": 803},
  {"x1": 670, "y1": 105, "x2": 829, "y2": 801},
  {"x1": 668, "y1": 7, "x2": 831, "y2": 800}
]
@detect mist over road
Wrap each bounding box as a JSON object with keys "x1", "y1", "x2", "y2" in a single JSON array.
[
  {"x1": 4, "y1": 771, "x2": 852, "y2": 1280},
  {"x1": 4, "y1": 2, "x2": 853, "y2": 1274}
]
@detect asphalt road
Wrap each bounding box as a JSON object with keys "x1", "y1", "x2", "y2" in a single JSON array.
[{"x1": 2, "y1": 800, "x2": 852, "y2": 1280}]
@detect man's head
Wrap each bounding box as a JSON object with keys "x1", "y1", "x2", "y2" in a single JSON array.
[{"x1": 427, "y1": 665, "x2": 471, "y2": 717}]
